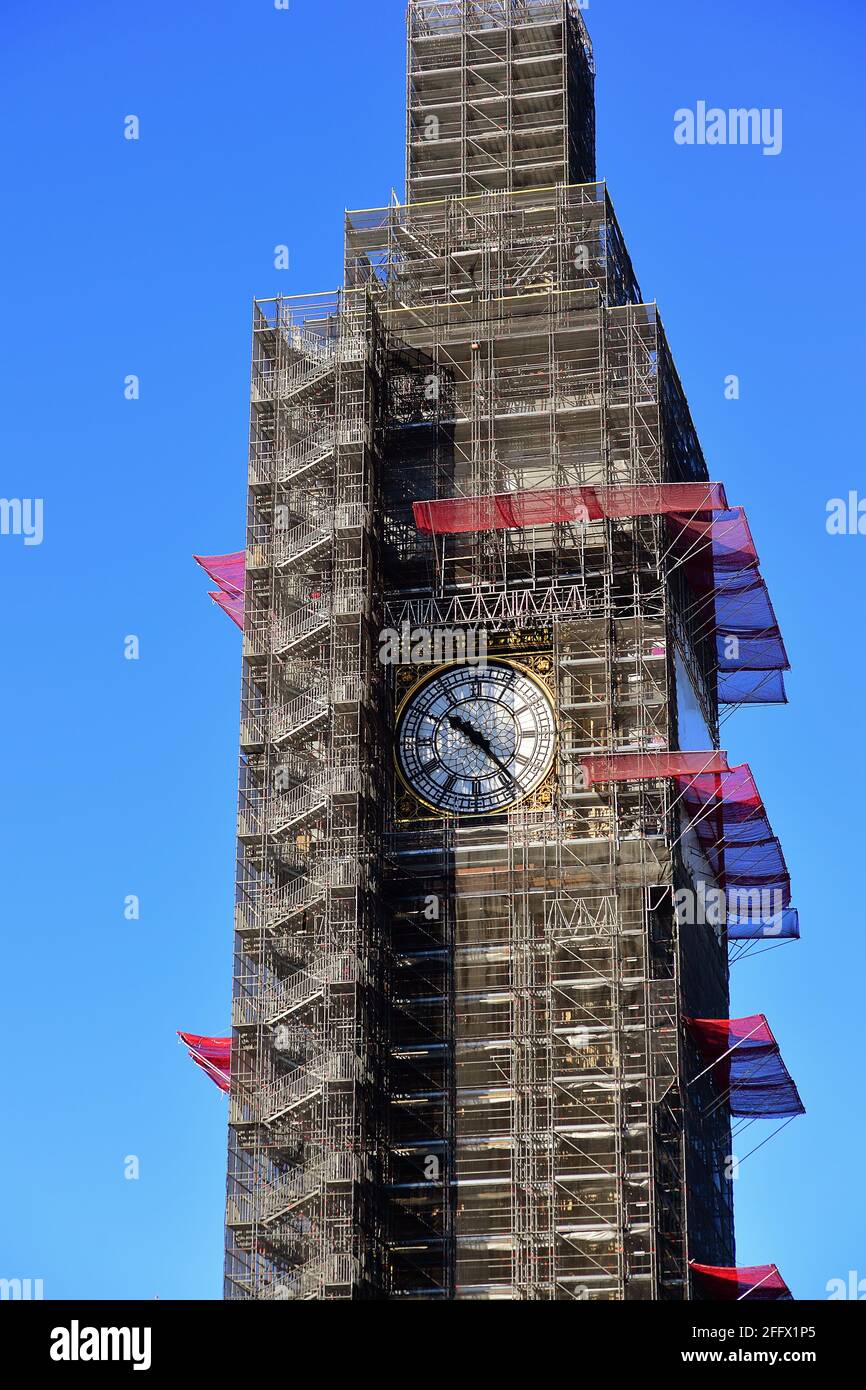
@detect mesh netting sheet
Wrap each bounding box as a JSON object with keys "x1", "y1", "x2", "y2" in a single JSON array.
[
  {"x1": 580, "y1": 755, "x2": 797, "y2": 936},
  {"x1": 195, "y1": 552, "x2": 245, "y2": 629},
  {"x1": 581, "y1": 751, "x2": 730, "y2": 787},
  {"x1": 675, "y1": 765, "x2": 792, "y2": 911},
  {"x1": 685, "y1": 1015, "x2": 804, "y2": 1118},
  {"x1": 413, "y1": 482, "x2": 728, "y2": 534},
  {"x1": 726, "y1": 907, "x2": 800, "y2": 941},
  {"x1": 718, "y1": 670, "x2": 787, "y2": 704},
  {"x1": 178, "y1": 1032, "x2": 231, "y2": 1092},
  {"x1": 671, "y1": 509, "x2": 789, "y2": 705},
  {"x1": 211, "y1": 589, "x2": 245, "y2": 629},
  {"x1": 690, "y1": 1262, "x2": 792, "y2": 1301}
]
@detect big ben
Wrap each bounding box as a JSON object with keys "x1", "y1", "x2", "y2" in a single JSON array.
[{"x1": 220, "y1": 0, "x2": 802, "y2": 1301}]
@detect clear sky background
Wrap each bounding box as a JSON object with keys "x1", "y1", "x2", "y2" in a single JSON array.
[{"x1": 1, "y1": 0, "x2": 863, "y2": 1301}]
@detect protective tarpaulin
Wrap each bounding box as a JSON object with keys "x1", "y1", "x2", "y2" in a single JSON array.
[
  {"x1": 727, "y1": 907, "x2": 800, "y2": 941},
  {"x1": 718, "y1": 670, "x2": 787, "y2": 705},
  {"x1": 194, "y1": 552, "x2": 245, "y2": 630},
  {"x1": 671, "y1": 509, "x2": 789, "y2": 706},
  {"x1": 675, "y1": 764, "x2": 792, "y2": 912},
  {"x1": 580, "y1": 750, "x2": 730, "y2": 788},
  {"x1": 413, "y1": 482, "x2": 729, "y2": 535},
  {"x1": 685, "y1": 1015, "x2": 805, "y2": 1118},
  {"x1": 581, "y1": 755, "x2": 797, "y2": 938},
  {"x1": 211, "y1": 589, "x2": 245, "y2": 628},
  {"x1": 690, "y1": 1262, "x2": 792, "y2": 1301},
  {"x1": 673, "y1": 507, "x2": 758, "y2": 577},
  {"x1": 178, "y1": 1031, "x2": 231, "y2": 1093}
]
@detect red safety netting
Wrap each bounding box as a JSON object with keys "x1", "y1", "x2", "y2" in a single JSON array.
[
  {"x1": 194, "y1": 552, "x2": 245, "y2": 630},
  {"x1": 685, "y1": 1015, "x2": 805, "y2": 1118},
  {"x1": 412, "y1": 492, "x2": 787, "y2": 705},
  {"x1": 580, "y1": 753, "x2": 796, "y2": 935},
  {"x1": 580, "y1": 750, "x2": 731, "y2": 788},
  {"x1": 675, "y1": 764, "x2": 792, "y2": 914},
  {"x1": 194, "y1": 552, "x2": 245, "y2": 595},
  {"x1": 583, "y1": 756, "x2": 733, "y2": 789},
  {"x1": 670, "y1": 509, "x2": 789, "y2": 706},
  {"x1": 178, "y1": 1032, "x2": 231, "y2": 1093},
  {"x1": 413, "y1": 482, "x2": 728, "y2": 535},
  {"x1": 690, "y1": 1262, "x2": 792, "y2": 1301},
  {"x1": 211, "y1": 589, "x2": 245, "y2": 628}
]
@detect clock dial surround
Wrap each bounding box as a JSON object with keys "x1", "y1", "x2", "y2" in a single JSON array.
[{"x1": 395, "y1": 659, "x2": 556, "y2": 817}]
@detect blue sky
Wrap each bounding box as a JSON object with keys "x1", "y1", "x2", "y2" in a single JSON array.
[{"x1": 0, "y1": 0, "x2": 863, "y2": 1300}]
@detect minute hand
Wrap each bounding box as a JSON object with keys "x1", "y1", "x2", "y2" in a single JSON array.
[{"x1": 447, "y1": 715, "x2": 517, "y2": 783}]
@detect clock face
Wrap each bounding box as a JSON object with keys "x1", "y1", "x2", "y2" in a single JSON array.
[{"x1": 395, "y1": 660, "x2": 556, "y2": 816}]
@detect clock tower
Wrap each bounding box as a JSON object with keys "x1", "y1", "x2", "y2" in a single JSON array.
[{"x1": 225, "y1": 0, "x2": 743, "y2": 1300}]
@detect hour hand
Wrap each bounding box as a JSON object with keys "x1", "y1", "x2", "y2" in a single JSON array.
[
  {"x1": 447, "y1": 713, "x2": 492, "y2": 756},
  {"x1": 447, "y1": 713, "x2": 484, "y2": 746},
  {"x1": 447, "y1": 715, "x2": 515, "y2": 783}
]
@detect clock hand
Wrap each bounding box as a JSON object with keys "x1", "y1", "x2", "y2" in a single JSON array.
[
  {"x1": 447, "y1": 713, "x2": 493, "y2": 755},
  {"x1": 447, "y1": 715, "x2": 517, "y2": 784}
]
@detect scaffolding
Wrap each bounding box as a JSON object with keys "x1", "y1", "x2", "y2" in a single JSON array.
[
  {"x1": 407, "y1": 0, "x2": 596, "y2": 202},
  {"x1": 223, "y1": 0, "x2": 742, "y2": 1300},
  {"x1": 225, "y1": 289, "x2": 389, "y2": 1299},
  {"x1": 367, "y1": 259, "x2": 730, "y2": 1296}
]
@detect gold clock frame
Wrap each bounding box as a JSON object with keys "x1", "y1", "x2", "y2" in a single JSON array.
[{"x1": 392, "y1": 651, "x2": 558, "y2": 822}]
